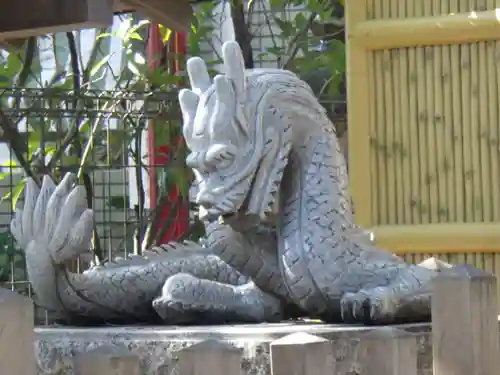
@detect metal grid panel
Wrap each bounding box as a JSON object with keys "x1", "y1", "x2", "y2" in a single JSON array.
[
  {"x1": 248, "y1": 0, "x2": 309, "y2": 68},
  {"x1": 0, "y1": 88, "x2": 182, "y2": 306}
]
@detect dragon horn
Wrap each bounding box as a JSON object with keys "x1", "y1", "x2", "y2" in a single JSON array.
[
  {"x1": 179, "y1": 88, "x2": 199, "y2": 148},
  {"x1": 186, "y1": 56, "x2": 211, "y2": 96},
  {"x1": 222, "y1": 41, "x2": 246, "y2": 101},
  {"x1": 213, "y1": 75, "x2": 232, "y2": 106},
  {"x1": 211, "y1": 74, "x2": 244, "y2": 137}
]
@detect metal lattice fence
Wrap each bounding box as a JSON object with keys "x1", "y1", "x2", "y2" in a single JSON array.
[{"x1": 0, "y1": 87, "x2": 185, "y2": 303}]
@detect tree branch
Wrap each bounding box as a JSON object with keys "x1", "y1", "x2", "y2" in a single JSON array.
[
  {"x1": 0, "y1": 108, "x2": 39, "y2": 185},
  {"x1": 282, "y1": 12, "x2": 317, "y2": 70},
  {"x1": 17, "y1": 37, "x2": 36, "y2": 88},
  {"x1": 65, "y1": 31, "x2": 104, "y2": 261},
  {"x1": 230, "y1": 0, "x2": 254, "y2": 68}
]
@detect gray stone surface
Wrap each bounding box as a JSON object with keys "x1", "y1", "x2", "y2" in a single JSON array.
[{"x1": 34, "y1": 322, "x2": 433, "y2": 375}]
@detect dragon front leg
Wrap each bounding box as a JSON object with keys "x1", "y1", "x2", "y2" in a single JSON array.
[
  {"x1": 340, "y1": 258, "x2": 461, "y2": 324},
  {"x1": 153, "y1": 274, "x2": 284, "y2": 324}
]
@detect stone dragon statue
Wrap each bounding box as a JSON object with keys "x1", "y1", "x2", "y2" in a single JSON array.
[{"x1": 10, "y1": 41, "x2": 460, "y2": 326}]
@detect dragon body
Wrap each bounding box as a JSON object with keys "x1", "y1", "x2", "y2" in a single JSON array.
[{"x1": 11, "y1": 42, "x2": 463, "y2": 325}]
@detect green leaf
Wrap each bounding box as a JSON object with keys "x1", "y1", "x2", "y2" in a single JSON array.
[
  {"x1": 117, "y1": 19, "x2": 132, "y2": 40},
  {"x1": 0, "y1": 77, "x2": 10, "y2": 88},
  {"x1": 107, "y1": 195, "x2": 129, "y2": 210},
  {"x1": 44, "y1": 146, "x2": 57, "y2": 156},
  {"x1": 199, "y1": 1, "x2": 217, "y2": 18},
  {"x1": 195, "y1": 24, "x2": 215, "y2": 35},
  {"x1": 96, "y1": 32, "x2": 113, "y2": 40},
  {"x1": 158, "y1": 25, "x2": 172, "y2": 45},
  {"x1": 11, "y1": 181, "x2": 25, "y2": 211},
  {"x1": 127, "y1": 20, "x2": 150, "y2": 37},
  {"x1": 266, "y1": 46, "x2": 284, "y2": 56},
  {"x1": 294, "y1": 12, "x2": 308, "y2": 29},
  {"x1": 0, "y1": 172, "x2": 10, "y2": 182},
  {"x1": 188, "y1": 33, "x2": 202, "y2": 56},
  {"x1": 79, "y1": 120, "x2": 92, "y2": 134},
  {"x1": 51, "y1": 76, "x2": 74, "y2": 90},
  {"x1": 269, "y1": 0, "x2": 284, "y2": 8},
  {"x1": 90, "y1": 54, "x2": 111, "y2": 77},
  {"x1": 27, "y1": 137, "x2": 40, "y2": 156},
  {"x1": 127, "y1": 32, "x2": 143, "y2": 41},
  {"x1": 306, "y1": 0, "x2": 327, "y2": 13},
  {"x1": 256, "y1": 52, "x2": 270, "y2": 60},
  {"x1": 164, "y1": 165, "x2": 190, "y2": 199},
  {"x1": 2, "y1": 179, "x2": 27, "y2": 210},
  {"x1": 62, "y1": 154, "x2": 79, "y2": 167},
  {"x1": 146, "y1": 69, "x2": 182, "y2": 87},
  {"x1": 6, "y1": 52, "x2": 22, "y2": 77},
  {"x1": 273, "y1": 17, "x2": 295, "y2": 38}
]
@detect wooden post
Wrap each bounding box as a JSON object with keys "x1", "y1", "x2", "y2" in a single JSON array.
[
  {"x1": 0, "y1": 288, "x2": 36, "y2": 375},
  {"x1": 432, "y1": 265, "x2": 499, "y2": 375},
  {"x1": 358, "y1": 327, "x2": 418, "y2": 375},
  {"x1": 270, "y1": 332, "x2": 332, "y2": 375},
  {"x1": 74, "y1": 346, "x2": 140, "y2": 375},
  {"x1": 177, "y1": 339, "x2": 243, "y2": 375}
]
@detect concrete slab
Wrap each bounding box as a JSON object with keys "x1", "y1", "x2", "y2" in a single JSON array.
[{"x1": 34, "y1": 322, "x2": 434, "y2": 375}]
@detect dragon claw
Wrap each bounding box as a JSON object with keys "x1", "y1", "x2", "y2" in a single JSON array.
[{"x1": 340, "y1": 291, "x2": 394, "y2": 324}]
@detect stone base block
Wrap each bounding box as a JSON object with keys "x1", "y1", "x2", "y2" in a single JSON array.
[{"x1": 34, "y1": 322, "x2": 434, "y2": 375}]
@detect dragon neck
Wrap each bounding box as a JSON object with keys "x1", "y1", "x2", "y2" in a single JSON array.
[
  {"x1": 290, "y1": 128, "x2": 355, "y2": 227},
  {"x1": 276, "y1": 123, "x2": 362, "y2": 317}
]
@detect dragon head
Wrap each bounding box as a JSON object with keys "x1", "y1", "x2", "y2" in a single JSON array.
[{"x1": 180, "y1": 41, "x2": 323, "y2": 227}]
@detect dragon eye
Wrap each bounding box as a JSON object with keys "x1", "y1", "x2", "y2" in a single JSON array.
[
  {"x1": 186, "y1": 144, "x2": 237, "y2": 173},
  {"x1": 204, "y1": 144, "x2": 237, "y2": 169}
]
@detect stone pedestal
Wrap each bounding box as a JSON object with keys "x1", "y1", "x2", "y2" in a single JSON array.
[{"x1": 34, "y1": 322, "x2": 434, "y2": 375}]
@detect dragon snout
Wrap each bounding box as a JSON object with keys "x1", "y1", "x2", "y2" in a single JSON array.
[{"x1": 196, "y1": 191, "x2": 216, "y2": 208}]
